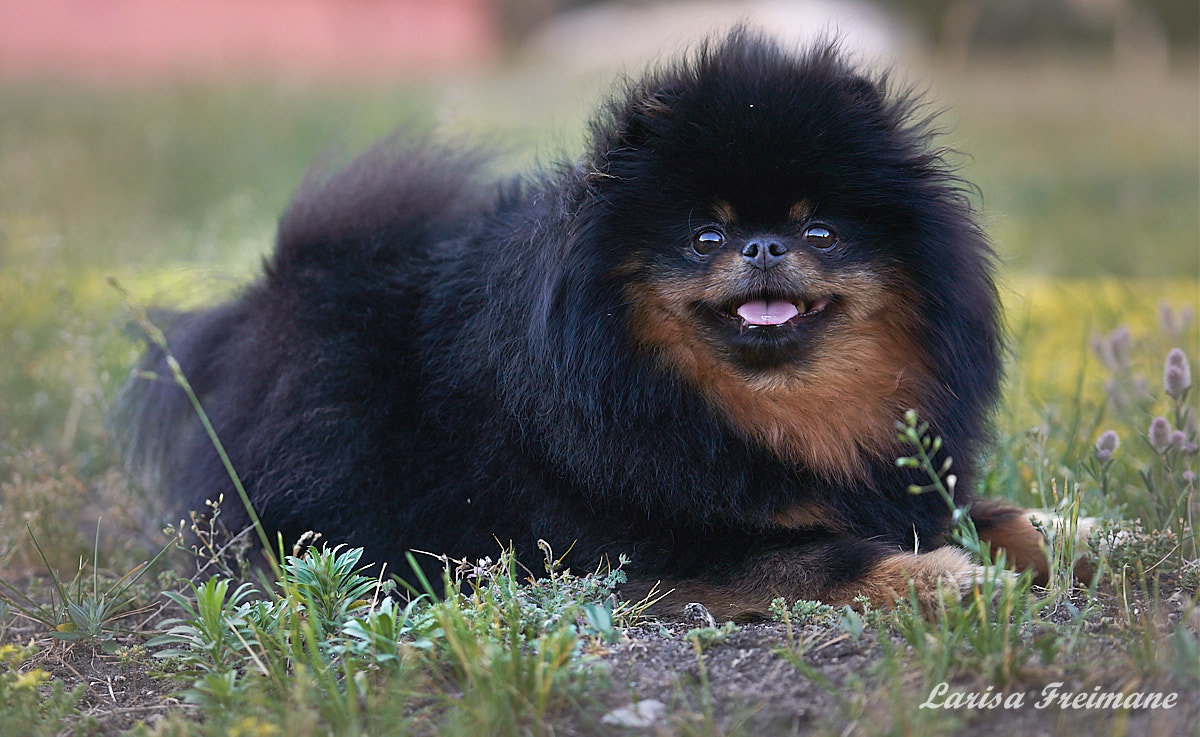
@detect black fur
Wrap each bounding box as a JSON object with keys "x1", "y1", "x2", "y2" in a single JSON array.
[{"x1": 121, "y1": 32, "x2": 1002, "y2": 606}]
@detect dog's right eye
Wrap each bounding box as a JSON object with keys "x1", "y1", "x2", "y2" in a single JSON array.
[
  {"x1": 692, "y1": 228, "x2": 725, "y2": 255},
  {"x1": 803, "y1": 224, "x2": 837, "y2": 250}
]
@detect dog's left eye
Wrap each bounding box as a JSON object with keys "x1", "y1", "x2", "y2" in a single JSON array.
[
  {"x1": 803, "y1": 225, "x2": 837, "y2": 250},
  {"x1": 692, "y1": 228, "x2": 725, "y2": 255}
]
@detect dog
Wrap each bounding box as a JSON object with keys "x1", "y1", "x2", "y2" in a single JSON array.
[{"x1": 123, "y1": 30, "x2": 1061, "y2": 619}]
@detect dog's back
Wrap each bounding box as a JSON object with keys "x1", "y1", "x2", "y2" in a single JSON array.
[{"x1": 119, "y1": 142, "x2": 495, "y2": 549}]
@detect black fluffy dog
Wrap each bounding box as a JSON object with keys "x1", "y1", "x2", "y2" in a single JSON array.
[{"x1": 124, "y1": 31, "x2": 1052, "y2": 618}]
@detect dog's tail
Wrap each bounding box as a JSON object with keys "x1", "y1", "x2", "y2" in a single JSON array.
[
  {"x1": 116, "y1": 140, "x2": 496, "y2": 526},
  {"x1": 269, "y1": 137, "x2": 496, "y2": 278},
  {"x1": 115, "y1": 302, "x2": 252, "y2": 508}
]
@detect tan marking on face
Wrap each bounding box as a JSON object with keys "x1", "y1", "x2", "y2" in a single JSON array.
[
  {"x1": 712, "y1": 200, "x2": 737, "y2": 225},
  {"x1": 624, "y1": 257, "x2": 929, "y2": 483},
  {"x1": 788, "y1": 199, "x2": 815, "y2": 222}
]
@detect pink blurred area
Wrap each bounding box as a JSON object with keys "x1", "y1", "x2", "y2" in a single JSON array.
[{"x1": 0, "y1": 0, "x2": 501, "y2": 80}]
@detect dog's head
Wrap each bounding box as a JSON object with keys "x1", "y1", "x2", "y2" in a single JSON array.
[{"x1": 579, "y1": 31, "x2": 1000, "y2": 480}]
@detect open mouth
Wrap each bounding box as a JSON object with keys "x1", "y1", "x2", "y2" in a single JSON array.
[{"x1": 720, "y1": 295, "x2": 833, "y2": 330}]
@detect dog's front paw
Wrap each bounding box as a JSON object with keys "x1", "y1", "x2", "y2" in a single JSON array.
[
  {"x1": 943, "y1": 560, "x2": 1021, "y2": 599},
  {"x1": 1027, "y1": 510, "x2": 1100, "y2": 548},
  {"x1": 849, "y1": 547, "x2": 1017, "y2": 612}
]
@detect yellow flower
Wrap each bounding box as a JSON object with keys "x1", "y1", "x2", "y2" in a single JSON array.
[
  {"x1": 13, "y1": 668, "x2": 50, "y2": 690},
  {"x1": 230, "y1": 717, "x2": 280, "y2": 737}
]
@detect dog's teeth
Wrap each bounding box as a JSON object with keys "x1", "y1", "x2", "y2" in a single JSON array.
[{"x1": 797, "y1": 300, "x2": 807, "y2": 314}]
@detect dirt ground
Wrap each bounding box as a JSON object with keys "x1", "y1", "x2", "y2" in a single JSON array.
[
  {"x1": 8, "y1": 586, "x2": 1197, "y2": 737},
  {"x1": 596, "y1": 616, "x2": 1198, "y2": 737}
]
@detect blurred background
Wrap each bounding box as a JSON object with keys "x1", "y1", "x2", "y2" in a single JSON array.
[
  {"x1": 3, "y1": 0, "x2": 1196, "y2": 275},
  {"x1": 0, "y1": 0, "x2": 1196, "y2": 563}
]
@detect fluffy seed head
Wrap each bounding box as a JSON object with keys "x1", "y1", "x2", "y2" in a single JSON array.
[
  {"x1": 1093, "y1": 326, "x2": 1132, "y2": 372},
  {"x1": 1159, "y1": 300, "x2": 1196, "y2": 336},
  {"x1": 1094, "y1": 430, "x2": 1119, "y2": 463},
  {"x1": 1169, "y1": 430, "x2": 1187, "y2": 452},
  {"x1": 1149, "y1": 416, "x2": 1171, "y2": 452},
  {"x1": 1164, "y1": 348, "x2": 1191, "y2": 399}
]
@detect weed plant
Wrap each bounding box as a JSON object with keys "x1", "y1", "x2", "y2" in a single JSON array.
[
  {"x1": 0, "y1": 521, "x2": 174, "y2": 647},
  {"x1": 0, "y1": 643, "x2": 90, "y2": 737},
  {"x1": 140, "y1": 541, "x2": 629, "y2": 736}
]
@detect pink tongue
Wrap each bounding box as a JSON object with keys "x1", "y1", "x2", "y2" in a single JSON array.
[{"x1": 736, "y1": 299, "x2": 799, "y2": 326}]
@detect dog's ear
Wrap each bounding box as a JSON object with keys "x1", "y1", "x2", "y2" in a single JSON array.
[
  {"x1": 616, "y1": 84, "x2": 680, "y2": 147},
  {"x1": 605, "y1": 79, "x2": 684, "y2": 152},
  {"x1": 585, "y1": 80, "x2": 682, "y2": 183}
]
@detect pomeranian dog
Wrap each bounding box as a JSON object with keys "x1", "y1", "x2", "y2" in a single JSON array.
[{"x1": 124, "y1": 30, "x2": 1059, "y2": 619}]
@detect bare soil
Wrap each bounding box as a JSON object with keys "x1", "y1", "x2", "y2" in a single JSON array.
[{"x1": 8, "y1": 587, "x2": 1197, "y2": 736}]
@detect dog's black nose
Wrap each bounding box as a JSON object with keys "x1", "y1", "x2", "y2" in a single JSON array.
[{"x1": 741, "y1": 239, "x2": 788, "y2": 270}]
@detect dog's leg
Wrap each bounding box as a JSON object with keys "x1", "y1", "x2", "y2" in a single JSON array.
[
  {"x1": 624, "y1": 536, "x2": 1007, "y2": 622},
  {"x1": 970, "y1": 499, "x2": 1097, "y2": 585}
]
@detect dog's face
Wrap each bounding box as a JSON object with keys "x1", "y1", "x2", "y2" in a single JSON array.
[
  {"x1": 587, "y1": 41, "x2": 958, "y2": 479},
  {"x1": 620, "y1": 194, "x2": 915, "y2": 382}
]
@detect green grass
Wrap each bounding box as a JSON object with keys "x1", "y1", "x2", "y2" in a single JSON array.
[
  {"x1": 137, "y1": 541, "x2": 626, "y2": 736},
  {"x1": 930, "y1": 58, "x2": 1199, "y2": 278},
  {"x1": 0, "y1": 54, "x2": 1196, "y2": 735}
]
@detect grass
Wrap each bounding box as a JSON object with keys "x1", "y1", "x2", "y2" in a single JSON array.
[
  {"x1": 0, "y1": 53, "x2": 1196, "y2": 735},
  {"x1": 138, "y1": 541, "x2": 625, "y2": 735},
  {"x1": 0, "y1": 521, "x2": 174, "y2": 645}
]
